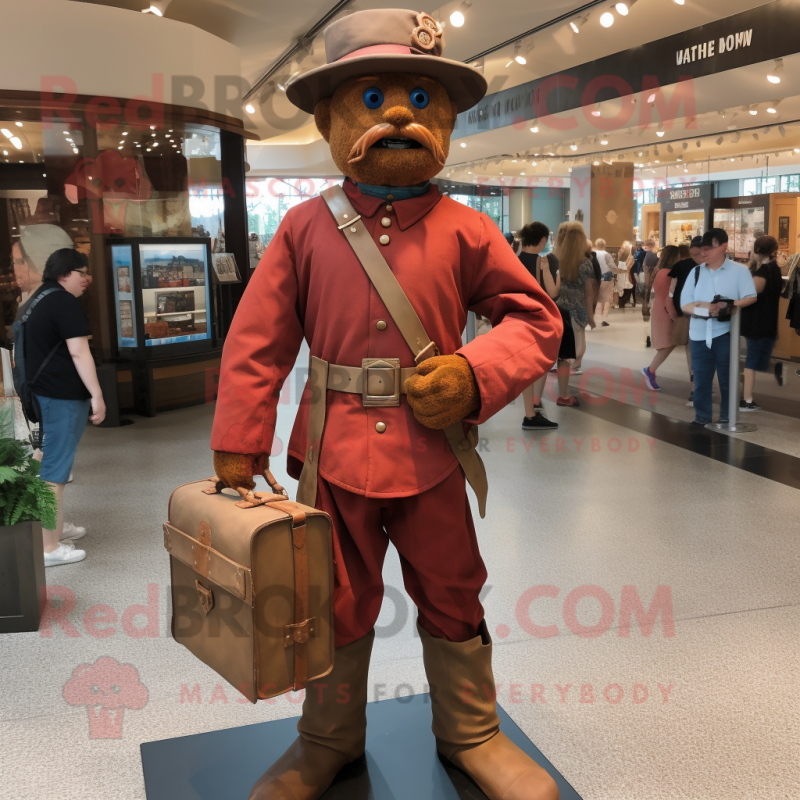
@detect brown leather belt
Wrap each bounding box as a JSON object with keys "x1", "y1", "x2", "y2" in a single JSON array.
[{"x1": 327, "y1": 360, "x2": 417, "y2": 407}]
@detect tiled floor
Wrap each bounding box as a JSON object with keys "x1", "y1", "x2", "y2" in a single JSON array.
[{"x1": 1, "y1": 335, "x2": 798, "y2": 799}]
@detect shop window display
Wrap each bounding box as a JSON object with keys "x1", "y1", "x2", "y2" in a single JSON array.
[
  {"x1": 1, "y1": 97, "x2": 252, "y2": 417},
  {"x1": 245, "y1": 178, "x2": 341, "y2": 268}
]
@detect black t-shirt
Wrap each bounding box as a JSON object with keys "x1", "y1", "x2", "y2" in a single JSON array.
[
  {"x1": 589, "y1": 251, "x2": 602, "y2": 282},
  {"x1": 24, "y1": 282, "x2": 92, "y2": 400},
  {"x1": 668, "y1": 258, "x2": 698, "y2": 317},
  {"x1": 741, "y1": 260, "x2": 783, "y2": 340},
  {"x1": 518, "y1": 251, "x2": 558, "y2": 284}
]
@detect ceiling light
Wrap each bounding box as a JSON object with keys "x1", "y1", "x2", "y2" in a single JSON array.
[
  {"x1": 0, "y1": 128, "x2": 11, "y2": 138},
  {"x1": 730, "y1": 158, "x2": 735, "y2": 162},
  {"x1": 530, "y1": 119, "x2": 539, "y2": 133},
  {"x1": 731, "y1": 132, "x2": 740, "y2": 143},
  {"x1": 142, "y1": 0, "x2": 172, "y2": 16},
  {"x1": 460, "y1": 142, "x2": 467, "y2": 148},
  {"x1": 118, "y1": 146, "x2": 123, "y2": 150},
  {"x1": 450, "y1": 0, "x2": 470, "y2": 27},
  {"x1": 779, "y1": 125, "x2": 786, "y2": 137},
  {"x1": 513, "y1": 41, "x2": 526, "y2": 65},
  {"x1": 531, "y1": 161, "x2": 537, "y2": 166},
  {"x1": 600, "y1": 11, "x2": 615, "y2": 27},
  {"x1": 767, "y1": 59, "x2": 784, "y2": 84},
  {"x1": 600, "y1": 139, "x2": 609, "y2": 145},
  {"x1": 749, "y1": 106, "x2": 758, "y2": 116},
  {"x1": 245, "y1": 103, "x2": 256, "y2": 114},
  {"x1": 674, "y1": 0, "x2": 685, "y2": 4},
  {"x1": 646, "y1": 92, "x2": 657, "y2": 104},
  {"x1": 10, "y1": 137, "x2": 22, "y2": 150},
  {"x1": 654, "y1": 160, "x2": 660, "y2": 164},
  {"x1": 72, "y1": 147, "x2": 78, "y2": 154},
  {"x1": 570, "y1": 15, "x2": 589, "y2": 33},
  {"x1": 715, "y1": 136, "x2": 724, "y2": 145},
  {"x1": 656, "y1": 128, "x2": 665, "y2": 138},
  {"x1": 615, "y1": 1, "x2": 637, "y2": 15},
  {"x1": 146, "y1": 147, "x2": 152, "y2": 152},
  {"x1": 593, "y1": 160, "x2": 600, "y2": 165},
  {"x1": 15, "y1": 121, "x2": 22, "y2": 128},
  {"x1": 570, "y1": 144, "x2": 578, "y2": 151}
]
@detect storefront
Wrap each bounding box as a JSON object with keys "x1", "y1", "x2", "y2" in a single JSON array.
[
  {"x1": 658, "y1": 185, "x2": 714, "y2": 249},
  {"x1": 0, "y1": 99, "x2": 253, "y2": 417}
]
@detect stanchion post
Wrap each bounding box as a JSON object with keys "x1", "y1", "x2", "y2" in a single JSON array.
[{"x1": 714, "y1": 308, "x2": 757, "y2": 433}]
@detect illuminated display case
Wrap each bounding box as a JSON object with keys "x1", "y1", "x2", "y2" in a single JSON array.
[{"x1": 108, "y1": 237, "x2": 214, "y2": 356}]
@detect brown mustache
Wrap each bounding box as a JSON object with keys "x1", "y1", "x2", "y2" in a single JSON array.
[{"x1": 348, "y1": 123, "x2": 445, "y2": 167}]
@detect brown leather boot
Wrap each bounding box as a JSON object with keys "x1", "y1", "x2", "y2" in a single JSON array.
[
  {"x1": 419, "y1": 621, "x2": 559, "y2": 800},
  {"x1": 248, "y1": 630, "x2": 374, "y2": 800}
]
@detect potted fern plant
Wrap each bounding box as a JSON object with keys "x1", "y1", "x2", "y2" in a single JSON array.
[{"x1": 0, "y1": 436, "x2": 56, "y2": 633}]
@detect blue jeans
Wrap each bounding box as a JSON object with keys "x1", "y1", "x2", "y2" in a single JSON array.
[{"x1": 690, "y1": 334, "x2": 730, "y2": 425}]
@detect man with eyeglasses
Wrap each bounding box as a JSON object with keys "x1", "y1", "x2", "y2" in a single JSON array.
[
  {"x1": 681, "y1": 228, "x2": 757, "y2": 426},
  {"x1": 22, "y1": 248, "x2": 105, "y2": 566}
]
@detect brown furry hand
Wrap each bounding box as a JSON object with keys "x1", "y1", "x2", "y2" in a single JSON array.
[
  {"x1": 213, "y1": 451, "x2": 268, "y2": 493},
  {"x1": 403, "y1": 355, "x2": 479, "y2": 430}
]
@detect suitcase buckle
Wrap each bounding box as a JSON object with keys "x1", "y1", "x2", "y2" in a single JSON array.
[
  {"x1": 284, "y1": 617, "x2": 316, "y2": 647},
  {"x1": 361, "y1": 358, "x2": 401, "y2": 407},
  {"x1": 195, "y1": 581, "x2": 214, "y2": 615}
]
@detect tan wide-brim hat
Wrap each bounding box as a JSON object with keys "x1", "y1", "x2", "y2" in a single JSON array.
[{"x1": 286, "y1": 8, "x2": 487, "y2": 114}]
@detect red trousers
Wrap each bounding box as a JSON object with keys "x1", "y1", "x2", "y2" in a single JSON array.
[{"x1": 317, "y1": 468, "x2": 487, "y2": 647}]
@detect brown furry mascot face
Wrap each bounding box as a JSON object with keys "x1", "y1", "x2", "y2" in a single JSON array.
[{"x1": 314, "y1": 72, "x2": 457, "y2": 187}]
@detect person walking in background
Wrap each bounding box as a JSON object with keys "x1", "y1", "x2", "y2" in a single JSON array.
[
  {"x1": 593, "y1": 237, "x2": 617, "y2": 325},
  {"x1": 555, "y1": 222, "x2": 595, "y2": 398},
  {"x1": 585, "y1": 239, "x2": 602, "y2": 323},
  {"x1": 641, "y1": 245, "x2": 683, "y2": 390},
  {"x1": 740, "y1": 235, "x2": 785, "y2": 411},
  {"x1": 681, "y1": 229, "x2": 757, "y2": 426},
  {"x1": 517, "y1": 222, "x2": 576, "y2": 429},
  {"x1": 615, "y1": 240, "x2": 633, "y2": 308},
  {"x1": 24, "y1": 248, "x2": 105, "y2": 566},
  {"x1": 668, "y1": 236, "x2": 703, "y2": 406}
]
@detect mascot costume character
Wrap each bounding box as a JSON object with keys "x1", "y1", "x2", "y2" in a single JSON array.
[{"x1": 211, "y1": 8, "x2": 562, "y2": 800}]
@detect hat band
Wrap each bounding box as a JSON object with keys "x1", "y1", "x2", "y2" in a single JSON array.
[{"x1": 337, "y1": 43, "x2": 422, "y2": 62}]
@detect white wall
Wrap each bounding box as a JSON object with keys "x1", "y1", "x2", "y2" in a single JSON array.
[{"x1": 0, "y1": 0, "x2": 241, "y2": 119}]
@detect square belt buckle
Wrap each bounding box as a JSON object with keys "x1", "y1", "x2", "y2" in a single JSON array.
[{"x1": 361, "y1": 358, "x2": 401, "y2": 407}]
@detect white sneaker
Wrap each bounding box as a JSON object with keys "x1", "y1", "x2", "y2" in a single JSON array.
[
  {"x1": 61, "y1": 522, "x2": 86, "y2": 541},
  {"x1": 67, "y1": 472, "x2": 74, "y2": 483},
  {"x1": 44, "y1": 543, "x2": 86, "y2": 567}
]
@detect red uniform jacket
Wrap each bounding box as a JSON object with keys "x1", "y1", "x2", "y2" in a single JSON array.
[{"x1": 211, "y1": 179, "x2": 562, "y2": 498}]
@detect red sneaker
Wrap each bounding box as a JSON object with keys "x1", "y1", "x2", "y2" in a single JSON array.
[{"x1": 556, "y1": 395, "x2": 579, "y2": 407}]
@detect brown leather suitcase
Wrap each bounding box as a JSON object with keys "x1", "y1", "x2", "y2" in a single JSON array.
[{"x1": 164, "y1": 475, "x2": 334, "y2": 703}]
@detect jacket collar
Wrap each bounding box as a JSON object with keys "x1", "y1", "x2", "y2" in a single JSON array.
[{"x1": 342, "y1": 177, "x2": 441, "y2": 231}]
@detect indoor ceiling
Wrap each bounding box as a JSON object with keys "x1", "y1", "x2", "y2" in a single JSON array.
[{"x1": 67, "y1": 0, "x2": 795, "y2": 185}]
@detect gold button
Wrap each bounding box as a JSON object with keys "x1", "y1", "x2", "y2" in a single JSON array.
[
  {"x1": 375, "y1": 422, "x2": 387, "y2": 433},
  {"x1": 381, "y1": 217, "x2": 392, "y2": 228},
  {"x1": 385, "y1": 204, "x2": 393, "y2": 211},
  {"x1": 386, "y1": 194, "x2": 394, "y2": 201},
  {"x1": 379, "y1": 234, "x2": 390, "y2": 245},
  {"x1": 376, "y1": 320, "x2": 387, "y2": 330}
]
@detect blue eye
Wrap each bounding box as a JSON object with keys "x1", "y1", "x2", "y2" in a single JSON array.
[
  {"x1": 410, "y1": 88, "x2": 429, "y2": 109},
  {"x1": 363, "y1": 87, "x2": 384, "y2": 109}
]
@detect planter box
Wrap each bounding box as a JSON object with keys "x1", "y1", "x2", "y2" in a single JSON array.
[{"x1": 0, "y1": 521, "x2": 46, "y2": 633}]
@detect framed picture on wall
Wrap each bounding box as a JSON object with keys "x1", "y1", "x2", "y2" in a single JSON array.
[{"x1": 211, "y1": 253, "x2": 242, "y2": 284}]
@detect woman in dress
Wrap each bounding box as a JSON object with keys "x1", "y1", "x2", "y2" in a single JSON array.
[
  {"x1": 641, "y1": 245, "x2": 682, "y2": 390},
  {"x1": 554, "y1": 221, "x2": 595, "y2": 403}
]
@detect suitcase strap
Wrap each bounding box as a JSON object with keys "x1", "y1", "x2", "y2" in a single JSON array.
[
  {"x1": 163, "y1": 522, "x2": 253, "y2": 606},
  {"x1": 273, "y1": 501, "x2": 312, "y2": 691}
]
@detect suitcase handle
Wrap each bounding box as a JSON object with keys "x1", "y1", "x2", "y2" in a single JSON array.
[{"x1": 203, "y1": 469, "x2": 291, "y2": 509}]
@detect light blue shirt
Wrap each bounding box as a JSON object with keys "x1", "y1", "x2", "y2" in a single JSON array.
[{"x1": 681, "y1": 259, "x2": 756, "y2": 346}]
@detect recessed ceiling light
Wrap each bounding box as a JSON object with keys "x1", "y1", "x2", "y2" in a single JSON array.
[
  {"x1": 570, "y1": 144, "x2": 578, "y2": 151},
  {"x1": 600, "y1": 139, "x2": 609, "y2": 145},
  {"x1": 767, "y1": 59, "x2": 784, "y2": 84},
  {"x1": 460, "y1": 142, "x2": 467, "y2": 148},
  {"x1": 72, "y1": 147, "x2": 78, "y2": 154},
  {"x1": 15, "y1": 121, "x2": 22, "y2": 128}
]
